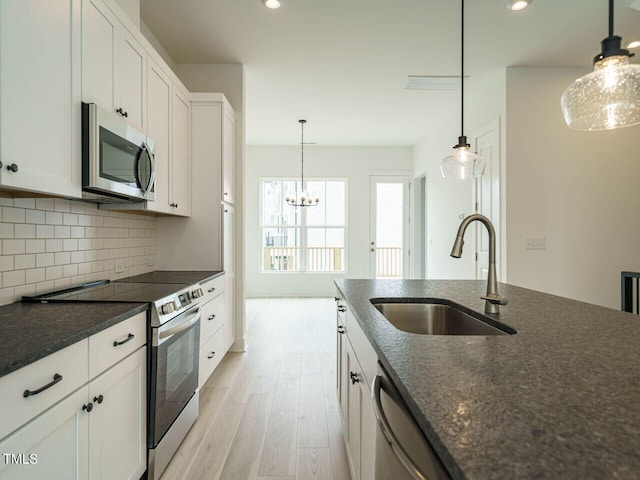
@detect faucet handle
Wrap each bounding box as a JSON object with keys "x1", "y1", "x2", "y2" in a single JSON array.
[{"x1": 481, "y1": 294, "x2": 508, "y2": 306}]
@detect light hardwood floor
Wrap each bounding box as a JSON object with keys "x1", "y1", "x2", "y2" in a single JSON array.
[{"x1": 160, "y1": 298, "x2": 351, "y2": 480}]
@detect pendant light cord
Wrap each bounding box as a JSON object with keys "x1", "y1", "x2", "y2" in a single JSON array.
[
  {"x1": 460, "y1": 0, "x2": 464, "y2": 137},
  {"x1": 299, "y1": 119, "x2": 305, "y2": 194},
  {"x1": 608, "y1": 0, "x2": 613, "y2": 37}
]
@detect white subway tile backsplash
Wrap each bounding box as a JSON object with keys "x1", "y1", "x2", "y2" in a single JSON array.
[
  {"x1": 55, "y1": 252, "x2": 71, "y2": 265},
  {"x1": 45, "y1": 211, "x2": 63, "y2": 225},
  {"x1": 3, "y1": 207, "x2": 25, "y2": 223},
  {"x1": 63, "y1": 213, "x2": 78, "y2": 226},
  {"x1": 63, "y1": 239, "x2": 78, "y2": 251},
  {"x1": 26, "y1": 239, "x2": 45, "y2": 254},
  {"x1": 63, "y1": 264, "x2": 78, "y2": 277},
  {"x1": 3, "y1": 270, "x2": 25, "y2": 287},
  {"x1": 0, "y1": 198, "x2": 156, "y2": 305},
  {"x1": 45, "y1": 266, "x2": 63, "y2": 281},
  {"x1": 15, "y1": 255, "x2": 35, "y2": 270},
  {"x1": 36, "y1": 225, "x2": 55, "y2": 239},
  {"x1": 54, "y1": 225, "x2": 71, "y2": 238},
  {"x1": 14, "y1": 199, "x2": 35, "y2": 209},
  {"x1": 46, "y1": 239, "x2": 63, "y2": 252},
  {"x1": 54, "y1": 199, "x2": 71, "y2": 213},
  {"x1": 3, "y1": 239, "x2": 25, "y2": 255},
  {"x1": 26, "y1": 268, "x2": 45, "y2": 284},
  {"x1": 15, "y1": 224, "x2": 35, "y2": 239},
  {"x1": 26, "y1": 209, "x2": 46, "y2": 224},
  {"x1": 70, "y1": 251, "x2": 85, "y2": 263},
  {"x1": 36, "y1": 253, "x2": 54, "y2": 268},
  {"x1": 0, "y1": 224, "x2": 13, "y2": 239},
  {"x1": 0, "y1": 256, "x2": 13, "y2": 272},
  {"x1": 35, "y1": 198, "x2": 55, "y2": 211}
]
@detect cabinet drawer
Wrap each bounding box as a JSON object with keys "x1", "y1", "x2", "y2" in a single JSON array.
[
  {"x1": 0, "y1": 340, "x2": 89, "y2": 440},
  {"x1": 198, "y1": 327, "x2": 224, "y2": 389},
  {"x1": 200, "y1": 294, "x2": 224, "y2": 346},
  {"x1": 345, "y1": 311, "x2": 378, "y2": 389},
  {"x1": 89, "y1": 312, "x2": 146, "y2": 379},
  {"x1": 200, "y1": 275, "x2": 224, "y2": 305}
]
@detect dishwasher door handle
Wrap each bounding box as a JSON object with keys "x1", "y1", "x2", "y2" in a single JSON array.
[{"x1": 372, "y1": 375, "x2": 431, "y2": 480}]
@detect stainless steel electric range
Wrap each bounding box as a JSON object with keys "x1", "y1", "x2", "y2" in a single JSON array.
[{"x1": 23, "y1": 279, "x2": 206, "y2": 480}]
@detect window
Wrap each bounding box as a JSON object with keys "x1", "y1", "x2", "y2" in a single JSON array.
[{"x1": 261, "y1": 179, "x2": 347, "y2": 272}]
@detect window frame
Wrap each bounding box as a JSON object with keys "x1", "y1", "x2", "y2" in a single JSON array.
[{"x1": 259, "y1": 177, "x2": 348, "y2": 274}]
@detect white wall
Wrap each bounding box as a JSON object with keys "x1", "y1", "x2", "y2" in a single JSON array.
[
  {"x1": 413, "y1": 68, "x2": 507, "y2": 281},
  {"x1": 113, "y1": 0, "x2": 139, "y2": 27},
  {"x1": 246, "y1": 146, "x2": 413, "y2": 297},
  {"x1": 505, "y1": 67, "x2": 640, "y2": 309}
]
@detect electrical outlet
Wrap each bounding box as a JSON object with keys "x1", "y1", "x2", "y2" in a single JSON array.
[
  {"x1": 525, "y1": 238, "x2": 546, "y2": 250},
  {"x1": 115, "y1": 259, "x2": 125, "y2": 273}
]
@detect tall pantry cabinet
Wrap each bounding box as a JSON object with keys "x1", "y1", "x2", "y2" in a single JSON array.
[{"x1": 157, "y1": 93, "x2": 236, "y2": 349}]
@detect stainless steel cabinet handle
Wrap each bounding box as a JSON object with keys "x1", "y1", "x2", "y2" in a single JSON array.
[
  {"x1": 372, "y1": 375, "x2": 431, "y2": 480},
  {"x1": 23, "y1": 373, "x2": 63, "y2": 398}
]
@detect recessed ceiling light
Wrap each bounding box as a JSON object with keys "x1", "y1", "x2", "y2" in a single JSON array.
[
  {"x1": 507, "y1": 0, "x2": 532, "y2": 11},
  {"x1": 262, "y1": 0, "x2": 282, "y2": 9},
  {"x1": 627, "y1": 39, "x2": 640, "y2": 49}
]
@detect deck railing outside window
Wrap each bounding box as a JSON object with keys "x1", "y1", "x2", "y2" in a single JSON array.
[
  {"x1": 264, "y1": 247, "x2": 344, "y2": 272},
  {"x1": 375, "y1": 247, "x2": 403, "y2": 278}
]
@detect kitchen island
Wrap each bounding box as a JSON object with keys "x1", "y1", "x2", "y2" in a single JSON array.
[{"x1": 335, "y1": 279, "x2": 640, "y2": 480}]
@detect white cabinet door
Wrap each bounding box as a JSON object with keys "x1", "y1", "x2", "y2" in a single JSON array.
[
  {"x1": 81, "y1": 0, "x2": 117, "y2": 113},
  {"x1": 0, "y1": 0, "x2": 82, "y2": 198},
  {"x1": 171, "y1": 87, "x2": 191, "y2": 216},
  {"x1": 345, "y1": 340, "x2": 361, "y2": 480},
  {"x1": 359, "y1": 381, "x2": 377, "y2": 480},
  {"x1": 88, "y1": 347, "x2": 146, "y2": 480},
  {"x1": 0, "y1": 387, "x2": 89, "y2": 480},
  {"x1": 82, "y1": 0, "x2": 146, "y2": 130},
  {"x1": 337, "y1": 311, "x2": 348, "y2": 424},
  {"x1": 222, "y1": 107, "x2": 235, "y2": 205},
  {"x1": 116, "y1": 29, "x2": 146, "y2": 131},
  {"x1": 146, "y1": 59, "x2": 172, "y2": 214},
  {"x1": 223, "y1": 206, "x2": 235, "y2": 350}
]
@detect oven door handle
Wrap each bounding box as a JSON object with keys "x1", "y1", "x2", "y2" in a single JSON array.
[
  {"x1": 372, "y1": 375, "x2": 431, "y2": 480},
  {"x1": 159, "y1": 308, "x2": 201, "y2": 341}
]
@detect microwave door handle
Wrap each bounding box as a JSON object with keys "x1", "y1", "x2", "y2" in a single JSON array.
[
  {"x1": 141, "y1": 142, "x2": 155, "y2": 199},
  {"x1": 372, "y1": 375, "x2": 431, "y2": 480}
]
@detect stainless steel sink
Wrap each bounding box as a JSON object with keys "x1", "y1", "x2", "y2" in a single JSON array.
[{"x1": 372, "y1": 302, "x2": 515, "y2": 336}]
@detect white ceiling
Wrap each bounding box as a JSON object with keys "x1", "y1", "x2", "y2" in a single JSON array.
[{"x1": 140, "y1": 0, "x2": 640, "y2": 146}]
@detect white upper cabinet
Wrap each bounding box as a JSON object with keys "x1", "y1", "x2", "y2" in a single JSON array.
[
  {"x1": 82, "y1": 0, "x2": 146, "y2": 131},
  {"x1": 146, "y1": 59, "x2": 172, "y2": 214},
  {"x1": 222, "y1": 107, "x2": 236, "y2": 205},
  {"x1": 170, "y1": 87, "x2": 191, "y2": 216},
  {"x1": 0, "y1": 0, "x2": 82, "y2": 198}
]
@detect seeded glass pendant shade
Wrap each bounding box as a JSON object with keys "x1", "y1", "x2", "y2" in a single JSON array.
[
  {"x1": 561, "y1": 0, "x2": 640, "y2": 131},
  {"x1": 441, "y1": 0, "x2": 485, "y2": 179}
]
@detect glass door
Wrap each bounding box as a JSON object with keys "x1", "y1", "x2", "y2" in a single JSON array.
[{"x1": 369, "y1": 175, "x2": 410, "y2": 279}]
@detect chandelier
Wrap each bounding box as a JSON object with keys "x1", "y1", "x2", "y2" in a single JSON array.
[{"x1": 286, "y1": 120, "x2": 319, "y2": 207}]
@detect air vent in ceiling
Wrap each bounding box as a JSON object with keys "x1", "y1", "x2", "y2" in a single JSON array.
[{"x1": 404, "y1": 75, "x2": 468, "y2": 91}]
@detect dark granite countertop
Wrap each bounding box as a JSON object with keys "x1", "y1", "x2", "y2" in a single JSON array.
[
  {"x1": 123, "y1": 270, "x2": 223, "y2": 285},
  {"x1": 334, "y1": 279, "x2": 640, "y2": 480},
  {"x1": 0, "y1": 302, "x2": 148, "y2": 378}
]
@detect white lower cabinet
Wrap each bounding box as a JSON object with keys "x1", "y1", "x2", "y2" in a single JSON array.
[
  {"x1": 0, "y1": 386, "x2": 89, "y2": 480},
  {"x1": 88, "y1": 346, "x2": 146, "y2": 480},
  {"x1": 336, "y1": 298, "x2": 377, "y2": 480},
  {"x1": 0, "y1": 314, "x2": 147, "y2": 480}
]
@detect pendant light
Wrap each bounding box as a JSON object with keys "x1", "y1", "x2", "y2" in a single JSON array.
[
  {"x1": 561, "y1": 0, "x2": 640, "y2": 131},
  {"x1": 440, "y1": 0, "x2": 486, "y2": 180},
  {"x1": 286, "y1": 120, "x2": 319, "y2": 208}
]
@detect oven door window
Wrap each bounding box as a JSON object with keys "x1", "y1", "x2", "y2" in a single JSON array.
[
  {"x1": 151, "y1": 320, "x2": 199, "y2": 444},
  {"x1": 99, "y1": 127, "x2": 144, "y2": 188}
]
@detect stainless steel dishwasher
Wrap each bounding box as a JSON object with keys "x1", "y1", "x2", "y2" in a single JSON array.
[{"x1": 372, "y1": 364, "x2": 451, "y2": 480}]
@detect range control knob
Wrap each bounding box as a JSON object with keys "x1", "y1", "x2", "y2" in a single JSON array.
[
  {"x1": 161, "y1": 302, "x2": 176, "y2": 315},
  {"x1": 191, "y1": 288, "x2": 203, "y2": 299}
]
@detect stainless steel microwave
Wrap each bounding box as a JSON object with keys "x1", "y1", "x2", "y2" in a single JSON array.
[{"x1": 82, "y1": 102, "x2": 155, "y2": 202}]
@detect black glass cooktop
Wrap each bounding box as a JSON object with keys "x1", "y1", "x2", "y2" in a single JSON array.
[{"x1": 23, "y1": 280, "x2": 189, "y2": 303}]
